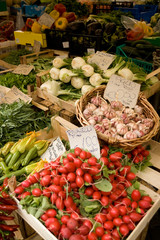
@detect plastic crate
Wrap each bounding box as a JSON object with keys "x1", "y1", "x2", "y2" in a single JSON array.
[
  {"x1": 116, "y1": 44, "x2": 153, "y2": 73},
  {"x1": 45, "y1": 29, "x2": 70, "y2": 51},
  {"x1": 0, "y1": 20, "x2": 14, "y2": 39},
  {"x1": 69, "y1": 33, "x2": 103, "y2": 56},
  {"x1": 22, "y1": 4, "x2": 45, "y2": 17},
  {"x1": 0, "y1": 0, "x2": 7, "y2": 12},
  {"x1": 144, "y1": 37, "x2": 160, "y2": 47}
]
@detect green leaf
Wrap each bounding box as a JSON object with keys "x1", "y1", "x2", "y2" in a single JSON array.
[
  {"x1": 95, "y1": 178, "x2": 112, "y2": 192},
  {"x1": 131, "y1": 165, "x2": 138, "y2": 174},
  {"x1": 133, "y1": 181, "x2": 140, "y2": 189}
]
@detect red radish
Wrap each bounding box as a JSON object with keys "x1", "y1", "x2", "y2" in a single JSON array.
[
  {"x1": 119, "y1": 165, "x2": 131, "y2": 176},
  {"x1": 71, "y1": 212, "x2": 79, "y2": 220},
  {"x1": 50, "y1": 193, "x2": 58, "y2": 204},
  {"x1": 131, "y1": 149, "x2": 138, "y2": 156},
  {"x1": 129, "y1": 212, "x2": 142, "y2": 222},
  {"x1": 95, "y1": 226, "x2": 104, "y2": 237},
  {"x1": 89, "y1": 166, "x2": 100, "y2": 175},
  {"x1": 76, "y1": 168, "x2": 84, "y2": 176},
  {"x1": 64, "y1": 196, "x2": 74, "y2": 208},
  {"x1": 85, "y1": 187, "x2": 94, "y2": 196},
  {"x1": 49, "y1": 185, "x2": 62, "y2": 193},
  {"x1": 53, "y1": 175, "x2": 61, "y2": 185},
  {"x1": 49, "y1": 221, "x2": 61, "y2": 232},
  {"x1": 45, "y1": 218, "x2": 57, "y2": 228},
  {"x1": 112, "y1": 228, "x2": 121, "y2": 239},
  {"x1": 41, "y1": 213, "x2": 48, "y2": 221},
  {"x1": 93, "y1": 191, "x2": 101, "y2": 200},
  {"x1": 122, "y1": 198, "x2": 131, "y2": 207},
  {"x1": 43, "y1": 188, "x2": 51, "y2": 198},
  {"x1": 136, "y1": 208, "x2": 145, "y2": 214},
  {"x1": 40, "y1": 169, "x2": 51, "y2": 177},
  {"x1": 74, "y1": 158, "x2": 83, "y2": 168},
  {"x1": 110, "y1": 207, "x2": 120, "y2": 218},
  {"x1": 119, "y1": 224, "x2": 129, "y2": 236},
  {"x1": 61, "y1": 215, "x2": 70, "y2": 224},
  {"x1": 29, "y1": 175, "x2": 38, "y2": 184},
  {"x1": 77, "y1": 225, "x2": 90, "y2": 235},
  {"x1": 131, "y1": 189, "x2": 141, "y2": 201},
  {"x1": 141, "y1": 195, "x2": 152, "y2": 203},
  {"x1": 45, "y1": 209, "x2": 57, "y2": 218},
  {"x1": 14, "y1": 186, "x2": 24, "y2": 195},
  {"x1": 69, "y1": 235, "x2": 84, "y2": 240},
  {"x1": 88, "y1": 157, "x2": 97, "y2": 165},
  {"x1": 56, "y1": 197, "x2": 64, "y2": 210},
  {"x1": 88, "y1": 232, "x2": 97, "y2": 240},
  {"x1": 67, "y1": 218, "x2": 78, "y2": 230},
  {"x1": 67, "y1": 153, "x2": 76, "y2": 161},
  {"x1": 100, "y1": 157, "x2": 109, "y2": 166},
  {"x1": 58, "y1": 166, "x2": 67, "y2": 174},
  {"x1": 94, "y1": 213, "x2": 107, "y2": 223},
  {"x1": 84, "y1": 173, "x2": 92, "y2": 183},
  {"x1": 131, "y1": 201, "x2": 138, "y2": 209},
  {"x1": 65, "y1": 162, "x2": 76, "y2": 172},
  {"x1": 128, "y1": 222, "x2": 135, "y2": 230},
  {"x1": 61, "y1": 227, "x2": 72, "y2": 238},
  {"x1": 113, "y1": 217, "x2": 123, "y2": 226},
  {"x1": 101, "y1": 148, "x2": 108, "y2": 157},
  {"x1": 67, "y1": 172, "x2": 76, "y2": 182},
  {"x1": 21, "y1": 180, "x2": 31, "y2": 188},
  {"x1": 80, "y1": 150, "x2": 87, "y2": 160},
  {"x1": 21, "y1": 191, "x2": 31, "y2": 198},
  {"x1": 139, "y1": 200, "x2": 151, "y2": 209},
  {"x1": 104, "y1": 221, "x2": 114, "y2": 230},
  {"x1": 141, "y1": 150, "x2": 149, "y2": 157},
  {"x1": 119, "y1": 206, "x2": 127, "y2": 216},
  {"x1": 101, "y1": 196, "x2": 109, "y2": 206},
  {"x1": 126, "y1": 172, "x2": 136, "y2": 181},
  {"x1": 109, "y1": 152, "x2": 123, "y2": 161},
  {"x1": 86, "y1": 151, "x2": 92, "y2": 159},
  {"x1": 83, "y1": 219, "x2": 93, "y2": 230},
  {"x1": 40, "y1": 175, "x2": 51, "y2": 186},
  {"x1": 122, "y1": 215, "x2": 131, "y2": 224},
  {"x1": 63, "y1": 158, "x2": 70, "y2": 165},
  {"x1": 32, "y1": 188, "x2": 42, "y2": 197},
  {"x1": 74, "y1": 147, "x2": 82, "y2": 156},
  {"x1": 76, "y1": 176, "x2": 84, "y2": 188},
  {"x1": 102, "y1": 233, "x2": 112, "y2": 240}
]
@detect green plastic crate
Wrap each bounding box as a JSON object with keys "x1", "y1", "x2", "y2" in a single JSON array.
[
  {"x1": 116, "y1": 44, "x2": 153, "y2": 73},
  {"x1": 144, "y1": 37, "x2": 160, "y2": 47},
  {"x1": 0, "y1": 1, "x2": 7, "y2": 12}
]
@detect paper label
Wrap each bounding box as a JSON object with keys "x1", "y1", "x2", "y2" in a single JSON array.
[
  {"x1": 0, "y1": 86, "x2": 10, "y2": 100},
  {"x1": 103, "y1": 74, "x2": 140, "y2": 108},
  {"x1": 41, "y1": 137, "x2": 65, "y2": 162},
  {"x1": 88, "y1": 51, "x2": 115, "y2": 70},
  {"x1": 33, "y1": 40, "x2": 41, "y2": 53},
  {"x1": 87, "y1": 48, "x2": 95, "y2": 54},
  {"x1": 38, "y1": 13, "x2": 55, "y2": 28},
  {"x1": 0, "y1": 86, "x2": 32, "y2": 104},
  {"x1": 13, "y1": 64, "x2": 34, "y2": 75},
  {"x1": 62, "y1": 42, "x2": 69, "y2": 48},
  {"x1": 67, "y1": 126, "x2": 100, "y2": 159}
]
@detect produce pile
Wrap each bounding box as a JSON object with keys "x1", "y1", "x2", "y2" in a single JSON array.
[
  {"x1": 40, "y1": 55, "x2": 151, "y2": 101},
  {"x1": 0, "y1": 100, "x2": 51, "y2": 147},
  {"x1": 30, "y1": 58, "x2": 53, "y2": 72},
  {"x1": 83, "y1": 96, "x2": 154, "y2": 140},
  {"x1": 0, "y1": 132, "x2": 49, "y2": 183},
  {"x1": 2, "y1": 49, "x2": 32, "y2": 66},
  {"x1": 0, "y1": 179, "x2": 19, "y2": 240},
  {"x1": 14, "y1": 145, "x2": 153, "y2": 240}
]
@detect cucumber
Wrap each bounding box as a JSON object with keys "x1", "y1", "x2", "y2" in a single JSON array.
[
  {"x1": 136, "y1": 44, "x2": 158, "y2": 50},
  {"x1": 131, "y1": 40, "x2": 152, "y2": 47}
]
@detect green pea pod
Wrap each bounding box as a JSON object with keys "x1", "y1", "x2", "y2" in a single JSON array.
[
  {"x1": 5, "y1": 153, "x2": 13, "y2": 165},
  {"x1": 22, "y1": 147, "x2": 37, "y2": 167},
  {"x1": 8, "y1": 151, "x2": 21, "y2": 167}
]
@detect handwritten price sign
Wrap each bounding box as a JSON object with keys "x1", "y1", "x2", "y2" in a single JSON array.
[
  {"x1": 41, "y1": 137, "x2": 65, "y2": 162},
  {"x1": 103, "y1": 74, "x2": 140, "y2": 108},
  {"x1": 67, "y1": 126, "x2": 100, "y2": 159}
]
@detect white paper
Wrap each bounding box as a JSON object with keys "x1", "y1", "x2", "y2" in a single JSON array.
[
  {"x1": 41, "y1": 137, "x2": 65, "y2": 162},
  {"x1": 67, "y1": 126, "x2": 100, "y2": 159},
  {"x1": 38, "y1": 13, "x2": 55, "y2": 28},
  {"x1": 13, "y1": 64, "x2": 34, "y2": 75},
  {"x1": 103, "y1": 74, "x2": 141, "y2": 108},
  {"x1": 62, "y1": 42, "x2": 69, "y2": 48},
  {"x1": 88, "y1": 51, "x2": 115, "y2": 70}
]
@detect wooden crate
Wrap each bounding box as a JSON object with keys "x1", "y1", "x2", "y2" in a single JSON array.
[{"x1": 20, "y1": 49, "x2": 69, "y2": 64}]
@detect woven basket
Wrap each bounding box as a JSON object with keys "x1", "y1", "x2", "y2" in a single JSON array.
[{"x1": 76, "y1": 85, "x2": 160, "y2": 151}]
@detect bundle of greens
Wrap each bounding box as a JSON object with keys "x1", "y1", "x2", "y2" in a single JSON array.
[
  {"x1": 0, "y1": 100, "x2": 51, "y2": 148},
  {"x1": 3, "y1": 49, "x2": 32, "y2": 65},
  {"x1": 30, "y1": 58, "x2": 53, "y2": 72},
  {"x1": 0, "y1": 72, "x2": 36, "y2": 93}
]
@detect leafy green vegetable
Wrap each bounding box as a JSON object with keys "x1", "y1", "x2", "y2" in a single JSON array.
[
  {"x1": 0, "y1": 72, "x2": 36, "y2": 93},
  {"x1": 95, "y1": 178, "x2": 112, "y2": 192},
  {"x1": 0, "y1": 100, "x2": 51, "y2": 148},
  {"x1": 79, "y1": 197, "x2": 102, "y2": 218},
  {"x1": 3, "y1": 49, "x2": 32, "y2": 65},
  {"x1": 30, "y1": 58, "x2": 53, "y2": 72}
]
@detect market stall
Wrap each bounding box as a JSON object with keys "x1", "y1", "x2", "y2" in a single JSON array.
[{"x1": 0, "y1": 0, "x2": 160, "y2": 240}]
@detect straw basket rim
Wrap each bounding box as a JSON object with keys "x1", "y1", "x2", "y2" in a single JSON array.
[{"x1": 76, "y1": 85, "x2": 160, "y2": 151}]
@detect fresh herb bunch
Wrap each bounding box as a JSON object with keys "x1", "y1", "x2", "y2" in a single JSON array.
[
  {"x1": 0, "y1": 100, "x2": 51, "y2": 148},
  {"x1": 0, "y1": 72, "x2": 36, "y2": 93},
  {"x1": 30, "y1": 58, "x2": 53, "y2": 72},
  {"x1": 3, "y1": 49, "x2": 32, "y2": 65}
]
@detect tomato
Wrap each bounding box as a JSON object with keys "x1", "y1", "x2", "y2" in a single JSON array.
[
  {"x1": 131, "y1": 189, "x2": 141, "y2": 201},
  {"x1": 43, "y1": 188, "x2": 51, "y2": 198},
  {"x1": 110, "y1": 207, "x2": 120, "y2": 218},
  {"x1": 56, "y1": 197, "x2": 64, "y2": 210},
  {"x1": 84, "y1": 173, "x2": 93, "y2": 183},
  {"x1": 40, "y1": 175, "x2": 51, "y2": 187},
  {"x1": 119, "y1": 224, "x2": 129, "y2": 236},
  {"x1": 32, "y1": 188, "x2": 42, "y2": 197},
  {"x1": 109, "y1": 152, "x2": 123, "y2": 162},
  {"x1": 74, "y1": 147, "x2": 82, "y2": 156},
  {"x1": 95, "y1": 226, "x2": 104, "y2": 237},
  {"x1": 88, "y1": 232, "x2": 97, "y2": 240},
  {"x1": 76, "y1": 176, "x2": 84, "y2": 188},
  {"x1": 40, "y1": 169, "x2": 51, "y2": 177},
  {"x1": 74, "y1": 158, "x2": 83, "y2": 168},
  {"x1": 85, "y1": 187, "x2": 94, "y2": 196},
  {"x1": 93, "y1": 191, "x2": 101, "y2": 200},
  {"x1": 104, "y1": 221, "x2": 114, "y2": 230},
  {"x1": 76, "y1": 168, "x2": 84, "y2": 176},
  {"x1": 14, "y1": 186, "x2": 24, "y2": 195},
  {"x1": 80, "y1": 150, "x2": 88, "y2": 160},
  {"x1": 46, "y1": 209, "x2": 57, "y2": 218},
  {"x1": 67, "y1": 172, "x2": 76, "y2": 182}
]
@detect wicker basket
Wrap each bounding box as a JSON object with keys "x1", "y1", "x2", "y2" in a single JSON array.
[{"x1": 76, "y1": 85, "x2": 160, "y2": 151}]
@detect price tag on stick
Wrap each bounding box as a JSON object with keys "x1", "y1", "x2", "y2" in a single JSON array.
[
  {"x1": 41, "y1": 137, "x2": 65, "y2": 162},
  {"x1": 67, "y1": 126, "x2": 100, "y2": 159},
  {"x1": 13, "y1": 64, "x2": 34, "y2": 75},
  {"x1": 103, "y1": 74, "x2": 140, "y2": 108}
]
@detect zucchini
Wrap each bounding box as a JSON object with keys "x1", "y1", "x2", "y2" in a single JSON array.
[
  {"x1": 131, "y1": 40, "x2": 152, "y2": 47},
  {"x1": 136, "y1": 44, "x2": 158, "y2": 50}
]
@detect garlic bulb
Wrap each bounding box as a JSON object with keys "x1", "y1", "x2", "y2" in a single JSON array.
[
  {"x1": 91, "y1": 96, "x2": 102, "y2": 106},
  {"x1": 127, "y1": 122, "x2": 138, "y2": 131},
  {"x1": 133, "y1": 130, "x2": 145, "y2": 138},
  {"x1": 94, "y1": 124, "x2": 105, "y2": 133},
  {"x1": 88, "y1": 117, "x2": 96, "y2": 126},
  {"x1": 134, "y1": 105, "x2": 143, "y2": 114},
  {"x1": 94, "y1": 115, "x2": 103, "y2": 123},
  {"x1": 124, "y1": 131, "x2": 137, "y2": 140},
  {"x1": 93, "y1": 108, "x2": 104, "y2": 116},
  {"x1": 102, "y1": 118, "x2": 110, "y2": 129},
  {"x1": 111, "y1": 101, "x2": 123, "y2": 111},
  {"x1": 116, "y1": 123, "x2": 128, "y2": 135},
  {"x1": 86, "y1": 103, "x2": 97, "y2": 112},
  {"x1": 142, "y1": 118, "x2": 154, "y2": 128},
  {"x1": 105, "y1": 110, "x2": 116, "y2": 119},
  {"x1": 83, "y1": 109, "x2": 92, "y2": 119}
]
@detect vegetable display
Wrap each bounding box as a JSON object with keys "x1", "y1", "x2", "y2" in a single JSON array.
[
  {"x1": 2, "y1": 49, "x2": 32, "y2": 65},
  {"x1": 0, "y1": 179, "x2": 19, "y2": 240},
  {"x1": 0, "y1": 132, "x2": 49, "y2": 183},
  {"x1": 83, "y1": 95, "x2": 154, "y2": 140},
  {"x1": 14, "y1": 145, "x2": 153, "y2": 239},
  {"x1": 29, "y1": 58, "x2": 53, "y2": 72},
  {"x1": 0, "y1": 100, "x2": 51, "y2": 147}
]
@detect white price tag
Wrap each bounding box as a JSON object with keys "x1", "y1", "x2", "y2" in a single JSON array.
[
  {"x1": 87, "y1": 48, "x2": 95, "y2": 54},
  {"x1": 88, "y1": 51, "x2": 115, "y2": 70},
  {"x1": 62, "y1": 42, "x2": 69, "y2": 48},
  {"x1": 67, "y1": 126, "x2": 100, "y2": 159},
  {"x1": 13, "y1": 64, "x2": 34, "y2": 75},
  {"x1": 38, "y1": 13, "x2": 55, "y2": 28},
  {"x1": 103, "y1": 74, "x2": 141, "y2": 108},
  {"x1": 41, "y1": 137, "x2": 65, "y2": 162}
]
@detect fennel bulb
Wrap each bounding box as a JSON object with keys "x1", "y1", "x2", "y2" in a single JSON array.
[
  {"x1": 149, "y1": 76, "x2": 159, "y2": 85},
  {"x1": 81, "y1": 64, "x2": 94, "y2": 77},
  {"x1": 89, "y1": 73, "x2": 108, "y2": 87},
  {"x1": 59, "y1": 68, "x2": 76, "y2": 83},
  {"x1": 40, "y1": 80, "x2": 81, "y2": 99},
  {"x1": 71, "y1": 77, "x2": 84, "y2": 89},
  {"x1": 71, "y1": 57, "x2": 86, "y2": 69},
  {"x1": 118, "y1": 68, "x2": 134, "y2": 80},
  {"x1": 52, "y1": 57, "x2": 66, "y2": 68},
  {"x1": 50, "y1": 67, "x2": 60, "y2": 80},
  {"x1": 81, "y1": 85, "x2": 94, "y2": 95},
  {"x1": 103, "y1": 57, "x2": 125, "y2": 78}
]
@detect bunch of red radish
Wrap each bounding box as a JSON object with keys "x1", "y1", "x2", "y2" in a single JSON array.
[{"x1": 14, "y1": 145, "x2": 153, "y2": 240}]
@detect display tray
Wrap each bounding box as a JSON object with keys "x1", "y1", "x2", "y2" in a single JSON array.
[{"x1": 13, "y1": 116, "x2": 160, "y2": 240}]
